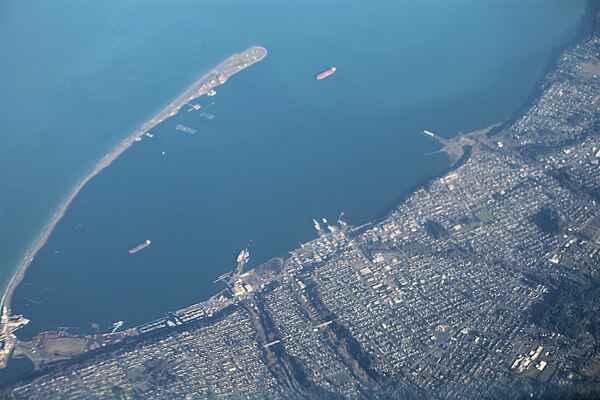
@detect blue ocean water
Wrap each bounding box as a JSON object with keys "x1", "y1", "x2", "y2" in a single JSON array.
[{"x1": 1, "y1": 1, "x2": 591, "y2": 339}]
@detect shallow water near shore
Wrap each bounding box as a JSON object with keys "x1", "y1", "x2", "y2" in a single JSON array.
[{"x1": 2, "y1": 1, "x2": 591, "y2": 343}]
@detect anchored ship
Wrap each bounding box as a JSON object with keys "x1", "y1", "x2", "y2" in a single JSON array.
[
  {"x1": 129, "y1": 240, "x2": 151, "y2": 254},
  {"x1": 315, "y1": 67, "x2": 336, "y2": 80}
]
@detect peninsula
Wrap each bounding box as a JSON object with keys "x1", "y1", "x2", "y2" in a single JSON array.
[{"x1": 0, "y1": 46, "x2": 268, "y2": 369}]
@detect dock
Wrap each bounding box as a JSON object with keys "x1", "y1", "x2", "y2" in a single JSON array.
[
  {"x1": 175, "y1": 124, "x2": 197, "y2": 135},
  {"x1": 420, "y1": 130, "x2": 449, "y2": 146}
]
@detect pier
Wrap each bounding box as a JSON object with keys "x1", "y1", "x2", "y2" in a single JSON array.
[
  {"x1": 420, "y1": 130, "x2": 449, "y2": 145},
  {"x1": 175, "y1": 124, "x2": 197, "y2": 135}
]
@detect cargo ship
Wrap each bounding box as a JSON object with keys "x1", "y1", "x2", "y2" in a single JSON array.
[
  {"x1": 129, "y1": 240, "x2": 151, "y2": 254},
  {"x1": 315, "y1": 67, "x2": 336, "y2": 80}
]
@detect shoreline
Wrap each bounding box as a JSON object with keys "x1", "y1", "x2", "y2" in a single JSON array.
[
  {"x1": 377, "y1": 0, "x2": 599, "y2": 224},
  {"x1": 361, "y1": 1, "x2": 598, "y2": 234},
  {"x1": 122, "y1": 0, "x2": 600, "y2": 313},
  {"x1": 488, "y1": 0, "x2": 598, "y2": 138},
  {"x1": 0, "y1": 3, "x2": 596, "y2": 385},
  {"x1": 3, "y1": 0, "x2": 594, "y2": 316},
  {"x1": 0, "y1": 134, "x2": 142, "y2": 312},
  {"x1": 0, "y1": 46, "x2": 268, "y2": 315}
]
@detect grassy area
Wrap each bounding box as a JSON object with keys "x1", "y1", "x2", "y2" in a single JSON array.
[
  {"x1": 476, "y1": 211, "x2": 494, "y2": 223},
  {"x1": 126, "y1": 367, "x2": 146, "y2": 383},
  {"x1": 583, "y1": 362, "x2": 600, "y2": 378},
  {"x1": 521, "y1": 366, "x2": 542, "y2": 380},
  {"x1": 44, "y1": 338, "x2": 87, "y2": 357},
  {"x1": 14, "y1": 341, "x2": 42, "y2": 366},
  {"x1": 538, "y1": 366, "x2": 554, "y2": 382},
  {"x1": 432, "y1": 330, "x2": 452, "y2": 342},
  {"x1": 559, "y1": 255, "x2": 576, "y2": 268},
  {"x1": 329, "y1": 371, "x2": 352, "y2": 386}
]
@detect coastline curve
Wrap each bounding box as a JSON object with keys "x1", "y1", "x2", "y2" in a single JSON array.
[{"x1": 0, "y1": 46, "x2": 268, "y2": 315}]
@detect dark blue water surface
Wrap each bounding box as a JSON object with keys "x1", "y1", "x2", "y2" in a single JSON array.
[{"x1": 1, "y1": 1, "x2": 591, "y2": 338}]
